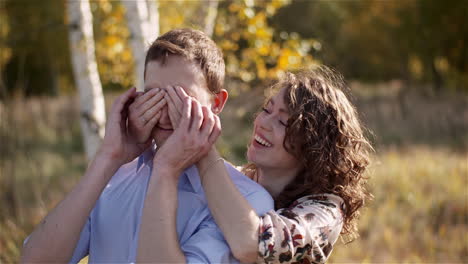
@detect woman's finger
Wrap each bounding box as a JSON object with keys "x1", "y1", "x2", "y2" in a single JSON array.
[
  {"x1": 112, "y1": 87, "x2": 137, "y2": 131},
  {"x1": 189, "y1": 99, "x2": 204, "y2": 132},
  {"x1": 179, "y1": 96, "x2": 192, "y2": 131},
  {"x1": 200, "y1": 106, "x2": 215, "y2": 138},
  {"x1": 133, "y1": 87, "x2": 161, "y2": 107},
  {"x1": 146, "y1": 110, "x2": 162, "y2": 129},
  {"x1": 175, "y1": 86, "x2": 190, "y2": 100},
  {"x1": 114, "y1": 87, "x2": 137, "y2": 119},
  {"x1": 143, "y1": 98, "x2": 167, "y2": 127},
  {"x1": 165, "y1": 94, "x2": 181, "y2": 129},
  {"x1": 207, "y1": 114, "x2": 221, "y2": 145},
  {"x1": 166, "y1": 85, "x2": 183, "y2": 111},
  {"x1": 135, "y1": 89, "x2": 165, "y2": 117}
]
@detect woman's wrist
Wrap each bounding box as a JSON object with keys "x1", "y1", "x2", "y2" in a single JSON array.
[
  {"x1": 87, "y1": 151, "x2": 123, "y2": 182},
  {"x1": 152, "y1": 158, "x2": 183, "y2": 182},
  {"x1": 197, "y1": 148, "x2": 223, "y2": 182},
  {"x1": 95, "y1": 146, "x2": 127, "y2": 167},
  {"x1": 197, "y1": 148, "x2": 219, "y2": 167}
]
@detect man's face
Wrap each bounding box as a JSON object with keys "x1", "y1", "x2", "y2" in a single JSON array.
[{"x1": 144, "y1": 55, "x2": 212, "y2": 146}]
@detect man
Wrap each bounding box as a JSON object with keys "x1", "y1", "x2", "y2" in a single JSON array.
[{"x1": 21, "y1": 28, "x2": 273, "y2": 263}]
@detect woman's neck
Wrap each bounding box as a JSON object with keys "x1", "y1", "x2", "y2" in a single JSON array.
[{"x1": 256, "y1": 166, "x2": 300, "y2": 198}]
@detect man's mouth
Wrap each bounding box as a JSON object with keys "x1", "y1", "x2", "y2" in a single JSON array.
[
  {"x1": 254, "y1": 133, "x2": 272, "y2": 147},
  {"x1": 157, "y1": 125, "x2": 173, "y2": 131}
]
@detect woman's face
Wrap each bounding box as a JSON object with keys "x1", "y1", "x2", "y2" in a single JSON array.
[{"x1": 247, "y1": 87, "x2": 301, "y2": 171}]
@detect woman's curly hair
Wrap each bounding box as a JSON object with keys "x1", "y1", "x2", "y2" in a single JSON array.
[{"x1": 245, "y1": 66, "x2": 373, "y2": 241}]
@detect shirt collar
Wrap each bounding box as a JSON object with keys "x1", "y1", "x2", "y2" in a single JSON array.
[
  {"x1": 136, "y1": 144, "x2": 157, "y2": 171},
  {"x1": 184, "y1": 165, "x2": 202, "y2": 193},
  {"x1": 136, "y1": 145, "x2": 202, "y2": 193}
]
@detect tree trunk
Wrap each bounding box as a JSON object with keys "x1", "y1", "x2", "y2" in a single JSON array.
[
  {"x1": 203, "y1": 0, "x2": 219, "y2": 37},
  {"x1": 122, "y1": 0, "x2": 160, "y2": 91},
  {"x1": 67, "y1": 0, "x2": 106, "y2": 161}
]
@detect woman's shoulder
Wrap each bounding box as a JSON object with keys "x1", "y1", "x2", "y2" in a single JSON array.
[
  {"x1": 293, "y1": 193, "x2": 345, "y2": 211},
  {"x1": 278, "y1": 193, "x2": 345, "y2": 227}
]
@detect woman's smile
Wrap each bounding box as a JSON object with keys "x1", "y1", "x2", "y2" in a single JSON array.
[{"x1": 253, "y1": 133, "x2": 273, "y2": 147}]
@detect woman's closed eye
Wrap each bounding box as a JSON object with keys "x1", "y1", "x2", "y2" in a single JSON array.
[
  {"x1": 261, "y1": 107, "x2": 271, "y2": 114},
  {"x1": 262, "y1": 107, "x2": 288, "y2": 126}
]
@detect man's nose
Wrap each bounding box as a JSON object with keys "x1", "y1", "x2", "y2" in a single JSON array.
[{"x1": 158, "y1": 106, "x2": 171, "y2": 125}]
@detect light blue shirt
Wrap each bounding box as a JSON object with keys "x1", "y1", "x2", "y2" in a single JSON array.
[{"x1": 69, "y1": 148, "x2": 274, "y2": 263}]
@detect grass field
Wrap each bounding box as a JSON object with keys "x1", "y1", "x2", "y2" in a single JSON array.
[{"x1": 0, "y1": 86, "x2": 467, "y2": 263}]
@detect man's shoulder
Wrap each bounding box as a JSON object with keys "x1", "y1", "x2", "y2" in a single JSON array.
[
  {"x1": 223, "y1": 161, "x2": 274, "y2": 215},
  {"x1": 108, "y1": 157, "x2": 140, "y2": 183},
  {"x1": 223, "y1": 162, "x2": 271, "y2": 197},
  {"x1": 102, "y1": 156, "x2": 149, "y2": 196},
  {"x1": 223, "y1": 162, "x2": 258, "y2": 192}
]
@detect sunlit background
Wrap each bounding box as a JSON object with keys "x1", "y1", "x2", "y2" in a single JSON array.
[{"x1": 0, "y1": 0, "x2": 467, "y2": 263}]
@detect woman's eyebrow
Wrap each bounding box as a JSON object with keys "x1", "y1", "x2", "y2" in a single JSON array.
[{"x1": 269, "y1": 97, "x2": 289, "y2": 114}]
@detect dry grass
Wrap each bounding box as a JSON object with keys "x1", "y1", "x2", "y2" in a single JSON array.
[
  {"x1": 330, "y1": 147, "x2": 467, "y2": 263},
  {"x1": 0, "y1": 87, "x2": 467, "y2": 263}
]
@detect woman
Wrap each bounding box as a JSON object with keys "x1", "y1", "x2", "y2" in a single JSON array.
[{"x1": 139, "y1": 66, "x2": 372, "y2": 263}]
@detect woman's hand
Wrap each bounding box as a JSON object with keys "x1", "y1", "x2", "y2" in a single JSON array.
[
  {"x1": 164, "y1": 85, "x2": 187, "y2": 130},
  {"x1": 128, "y1": 88, "x2": 167, "y2": 143},
  {"x1": 98, "y1": 87, "x2": 158, "y2": 166},
  {"x1": 153, "y1": 93, "x2": 221, "y2": 178}
]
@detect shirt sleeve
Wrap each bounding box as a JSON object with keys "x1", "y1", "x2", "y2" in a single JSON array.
[
  {"x1": 181, "y1": 220, "x2": 238, "y2": 264},
  {"x1": 244, "y1": 187, "x2": 275, "y2": 216},
  {"x1": 181, "y1": 188, "x2": 273, "y2": 263},
  {"x1": 69, "y1": 216, "x2": 91, "y2": 264},
  {"x1": 257, "y1": 195, "x2": 344, "y2": 264}
]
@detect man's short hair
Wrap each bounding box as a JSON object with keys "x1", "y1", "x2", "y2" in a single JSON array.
[{"x1": 144, "y1": 28, "x2": 225, "y2": 94}]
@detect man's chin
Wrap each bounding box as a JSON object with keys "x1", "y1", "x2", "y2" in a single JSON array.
[{"x1": 152, "y1": 129, "x2": 173, "y2": 146}]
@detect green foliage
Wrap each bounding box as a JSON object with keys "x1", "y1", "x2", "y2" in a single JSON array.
[
  {"x1": 93, "y1": 0, "x2": 134, "y2": 90},
  {"x1": 1, "y1": 0, "x2": 72, "y2": 97},
  {"x1": 272, "y1": 0, "x2": 468, "y2": 91},
  {"x1": 1, "y1": 0, "x2": 466, "y2": 97},
  {"x1": 214, "y1": 0, "x2": 317, "y2": 86}
]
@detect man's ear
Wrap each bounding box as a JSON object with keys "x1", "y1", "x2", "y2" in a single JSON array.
[{"x1": 211, "y1": 89, "x2": 228, "y2": 114}]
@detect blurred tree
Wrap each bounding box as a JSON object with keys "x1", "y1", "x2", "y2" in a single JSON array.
[
  {"x1": 214, "y1": 0, "x2": 318, "y2": 94},
  {"x1": 67, "y1": 0, "x2": 106, "y2": 160},
  {"x1": 2, "y1": 0, "x2": 72, "y2": 97},
  {"x1": 397, "y1": 0, "x2": 468, "y2": 91},
  {"x1": 2, "y1": 0, "x2": 465, "y2": 97},
  {"x1": 202, "y1": 0, "x2": 219, "y2": 37},
  {"x1": 92, "y1": 1, "x2": 134, "y2": 91},
  {"x1": 159, "y1": 1, "x2": 201, "y2": 33},
  {"x1": 272, "y1": 0, "x2": 405, "y2": 81},
  {"x1": 0, "y1": 1, "x2": 9, "y2": 98},
  {"x1": 272, "y1": 0, "x2": 467, "y2": 91},
  {"x1": 122, "y1": 0, "x2": 159, "y2": 91}
]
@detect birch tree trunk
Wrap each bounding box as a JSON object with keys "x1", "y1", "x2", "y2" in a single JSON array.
[
  {"x1": 122, "y1": 0, "x2": 160, "y2": 91},
  {"x1": 67, "y1": 0, "x2": 106, "y2": 161},
  {"x1": 203, "y1": 0, "x2": 219, "y2": 38}
]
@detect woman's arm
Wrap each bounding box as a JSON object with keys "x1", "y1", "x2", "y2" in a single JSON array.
[
  {"x1": 197, "y1": 149, "x2": 261, "y2": 263},
  {"x1": 136, "y1": 96, "x2": 221, "y2": 263},
  {"x1": 21, "y1": 88, "x2": 147, "y2": 263},
  {"x1": 21, "y1": 153, "x2": 122, "y2": 263},
  {"x1": 137, "y1": 165, "x2": 186, "y2": 263},
  {"x1": 198, "y1": 153, "x2": 346, "y2": 264}
]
